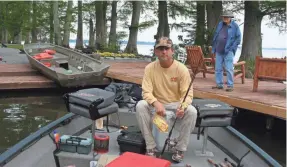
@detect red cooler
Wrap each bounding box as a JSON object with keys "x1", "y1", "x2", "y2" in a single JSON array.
[{"x1": 105, "y1": 152, "x2": 171, "y2": 167}]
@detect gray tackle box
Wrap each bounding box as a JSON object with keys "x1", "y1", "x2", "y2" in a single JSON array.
[{"x1": 59, "y1": 135, "x2": 92, "y2": 154}]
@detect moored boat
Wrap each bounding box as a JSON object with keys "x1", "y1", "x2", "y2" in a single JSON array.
[
  {"x1": 0, "y1": 86, "x2": 283, "y2": 167},
  {"x1": 23, "y1": 43, "x2": 110, "y2": 87}
]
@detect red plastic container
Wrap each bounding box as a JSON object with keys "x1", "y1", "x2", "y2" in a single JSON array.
[
  {"x1": 94, "y1": 134, "x2": 109, "y2": 153},
  {"x1": 105, "y1": 152, "x2": 171, "y2": 167}
]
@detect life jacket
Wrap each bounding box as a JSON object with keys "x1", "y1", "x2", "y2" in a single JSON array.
[
  {"x1": 43, "y1": 49, "x2": 56, "y2": 55},
  {"x1": 33, "y1": 53, "x2": 53, "y2": 60}
]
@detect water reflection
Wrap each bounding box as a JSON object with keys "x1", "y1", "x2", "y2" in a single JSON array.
[{"x1": 0, "y1": 96, "x2": 67, "y2": 153}]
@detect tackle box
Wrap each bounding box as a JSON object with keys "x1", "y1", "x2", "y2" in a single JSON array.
[
  {"x1": 117, "y1": 127, "x2": 146, "y2": 154},
  {"x1": 59, "y1": 135, "x2": 92, "y2": 154}
]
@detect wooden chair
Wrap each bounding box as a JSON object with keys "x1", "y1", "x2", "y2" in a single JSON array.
[
  {"x1": 207, "y1": 46, "x2": 246, "y2": 84},
  {"x1": 185, "y1": 45, "x2": 214, "y2": 78},
  {"x1": 253, "y1": 56, "x2": 286, "y2": 92},
  {"x1": 185, "y1": 46, "x2": 246, "y2": 84}
]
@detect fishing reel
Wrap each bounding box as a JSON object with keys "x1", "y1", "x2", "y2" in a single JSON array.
[{"x1": 167, "y1": 138, "x2": 178, "y2": 152}]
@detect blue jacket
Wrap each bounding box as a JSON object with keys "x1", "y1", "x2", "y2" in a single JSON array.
[{"x1": 212, "y1": 20, "x2": 241, "y2": 55}]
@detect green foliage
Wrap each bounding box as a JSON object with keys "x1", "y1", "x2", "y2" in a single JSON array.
[
  {"x1": 168, "y1": 1, "x2": 195, "y2": 20},
  {"x1": 173, "y1": 44, "x2": 187, "y2": 63},
  {"x1": 261, "y1": 1, "x2": 286, "y2": 33},
  {"x1": 244, "y1": 58, "x2": 256, "y2": 79},
  {"x1": 101, "y1": 31, "x2": 127, "y2": 53}
]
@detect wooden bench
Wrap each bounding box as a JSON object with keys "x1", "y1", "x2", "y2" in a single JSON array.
[
  {"x1": 253, "y1": 56, "x2": 286, "y2": 92},
  {"x1": 185, "y1": 46, "x2": 246, "y2": 84}
]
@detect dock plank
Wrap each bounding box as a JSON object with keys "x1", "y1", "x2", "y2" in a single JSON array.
[
  {"x1": 0, "y1": 76, "x2": 56, "y2": 89},
  {"x1": 0, "y1": 64, "x2": 38, "y2": 76},
  {"x1": 106, "y1": 61, "x2": 286, "y2": 119}
]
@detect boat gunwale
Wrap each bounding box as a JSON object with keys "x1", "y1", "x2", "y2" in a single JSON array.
[
  {"x1": 225, "y1": 126, "x2": 282, "y2": 167},
  {"x1": 0, "y1": 113, "x2": 76, "y2": 166}
]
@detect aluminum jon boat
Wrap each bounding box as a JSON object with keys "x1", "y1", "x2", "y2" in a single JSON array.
[
  {"x1": 23, "y1": 43, "x2": 110, "y2": 87},
  {"x1": 0, "y1": 88, "x2": 283, "y2": 167}
]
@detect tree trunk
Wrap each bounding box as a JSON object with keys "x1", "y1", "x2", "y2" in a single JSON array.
[
  {"x1": 75, "y1": 1, "x2": 83, "y2": 49},
  {"x1": 62, "y1": 1, "x2": 73, "y2": 48},
  {"x1": 108, "y1": 1, "x2": 118, "y2": 48},
  {"x1": 95, "y1": 1, "x2": 106, "y2": 50},
  {"x1": 53, "y1": 1, "x2": 61, "y2": 45},
  {"x1": 124, "y1": 1, "x2": 142, "y2": 54},
  {"x1": 88, "y1": 17, "x2": 95, "y2": 47},
  {"x1": 13, "y1": 31, "x2": 22, "y2": 44},
  {"x1": 31, "y1": 1, "x2": 37, "y2": 43},
  {"x1": 25, "y1": 32, "x2": 30, "y2": 44},
  {"x1": 194, "y1": 2, "x2": 205, "y2": 47},
  {"x1": 240, "y1": 1, "x2": 263, "y2": 62},
  {"x1": 0, "y1": 2, "x2": 8, "y2": 43},
  {"x1": 49, "y1": 1, "x2": 54, "y2": 44},
  {"x1": 103, "y1": 1, "x2": 108, "y2": 46},
  {"x1": 155, "y1": 0, "x2": 169, "y2": 40},
  {"x1": 206, "y1": 1, "x2": 222, "y2": 45}
]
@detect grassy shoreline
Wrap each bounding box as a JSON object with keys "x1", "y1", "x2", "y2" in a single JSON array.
[{"x1": 6, "y1": 44, "x2": 23, "y2": 50}]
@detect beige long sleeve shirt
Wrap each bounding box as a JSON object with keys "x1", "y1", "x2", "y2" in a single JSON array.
[{"x1": 142, "y1": 60, "x2": 193, "y2": 106}]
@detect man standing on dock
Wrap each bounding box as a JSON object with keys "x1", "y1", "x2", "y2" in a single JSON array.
[
  {"x1": 211, "y1": 11, "x2": 241, "y2": 92},
  {"x1": 135, "y1": 37, "x2": 197, "y2": 163}
]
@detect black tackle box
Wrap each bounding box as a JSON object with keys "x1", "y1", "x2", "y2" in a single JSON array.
[{"x1": 117, "y1": 126, "x2": 146, "y2": 154}]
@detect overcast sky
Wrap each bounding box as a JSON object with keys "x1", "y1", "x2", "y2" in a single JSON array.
[{"x1": 71, "y1": 9, "x2": 286, "y2": 49}]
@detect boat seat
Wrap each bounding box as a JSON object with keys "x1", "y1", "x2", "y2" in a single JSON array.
[
  {"x1": 192, "y1": 99, "x2": 234, "y2": 128},
  {"x1": 63, "y1": 87, "x2": 119, "y2": 122},
  {"x1": 63, "y1": 88, "x2": 119, "y2": 158},
  {"x1": 191, "y1": 99, "x2": 236, "y2": 157}
]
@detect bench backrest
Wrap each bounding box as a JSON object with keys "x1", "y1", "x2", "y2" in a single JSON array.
[{"x1": 254, "y1": 56, "x2": 286, "y2": 81}]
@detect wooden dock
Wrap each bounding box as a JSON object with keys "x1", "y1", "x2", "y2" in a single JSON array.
[
  {"x1": 0, "y1": 64, "x2": 109, "y2": 89},
  {"x1": 106, "y1": 62, "x2": 286, "y2": 120},
  {"x1": 0, "y1": 61, "x2": 286, "y2": 120},
  {"x1": 0, "y1": 64, "x2": 56, "y2": 89}
]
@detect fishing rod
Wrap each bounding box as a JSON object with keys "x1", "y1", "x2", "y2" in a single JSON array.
[{"x1": 159, "y1": 46, "x2": 203, "y2": 158}]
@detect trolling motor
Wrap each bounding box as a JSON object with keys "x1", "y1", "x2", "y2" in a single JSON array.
[{"x1": 159, "y1": 46, "x2": 203, "y2": 159}]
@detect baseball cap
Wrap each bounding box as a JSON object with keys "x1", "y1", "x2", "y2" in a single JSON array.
[{"x1": 154, "y1": 37, "x2": 173, "y2": 49}]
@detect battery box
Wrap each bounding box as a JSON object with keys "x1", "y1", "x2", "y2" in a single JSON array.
[{"x1": 117, "y1": 127, "x2": 146, "y2": 154}]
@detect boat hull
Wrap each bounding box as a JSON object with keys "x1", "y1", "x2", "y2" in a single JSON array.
[
  {"x1": 0, "y1": 109, "x2": 282, "y2": 167},
  {"x1": 24, "y1": 43, "x2": 110, "y2": 87}
]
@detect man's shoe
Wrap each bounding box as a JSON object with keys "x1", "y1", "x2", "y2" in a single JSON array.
[
  {"x1": 211, "y1": 85, "x2": 223, "y2": 89},
  {"x1": 145, "y1": 148, "x2": 157, "y2": 157},
  {"x1": 172, "y1": 150, "x2": 184, "y2": 163},
  {"x1": 226, "y1": 87, "x2": 234, "y2": 92}
]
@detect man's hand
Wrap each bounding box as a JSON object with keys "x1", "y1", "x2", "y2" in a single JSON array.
[
  {"x1": 176, "y1": 107, "x2": 185, "y2": 118},
  {"x1": 153, "y1": 101, "x2": 165, "y2": 116}
]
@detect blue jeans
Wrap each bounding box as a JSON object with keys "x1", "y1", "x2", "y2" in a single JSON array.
[{"x1": 215, "y1": 51, "x2": 234, "y2": 87}]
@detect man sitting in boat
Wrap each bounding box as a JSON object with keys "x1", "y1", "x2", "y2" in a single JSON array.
[{"x1": 136, "y1": 37, "x2": 197, "y2": 163}]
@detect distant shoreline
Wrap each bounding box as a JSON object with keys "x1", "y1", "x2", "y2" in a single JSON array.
[{"x1": 69, "y1": 39, "x2": 287, "y2": 50}]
